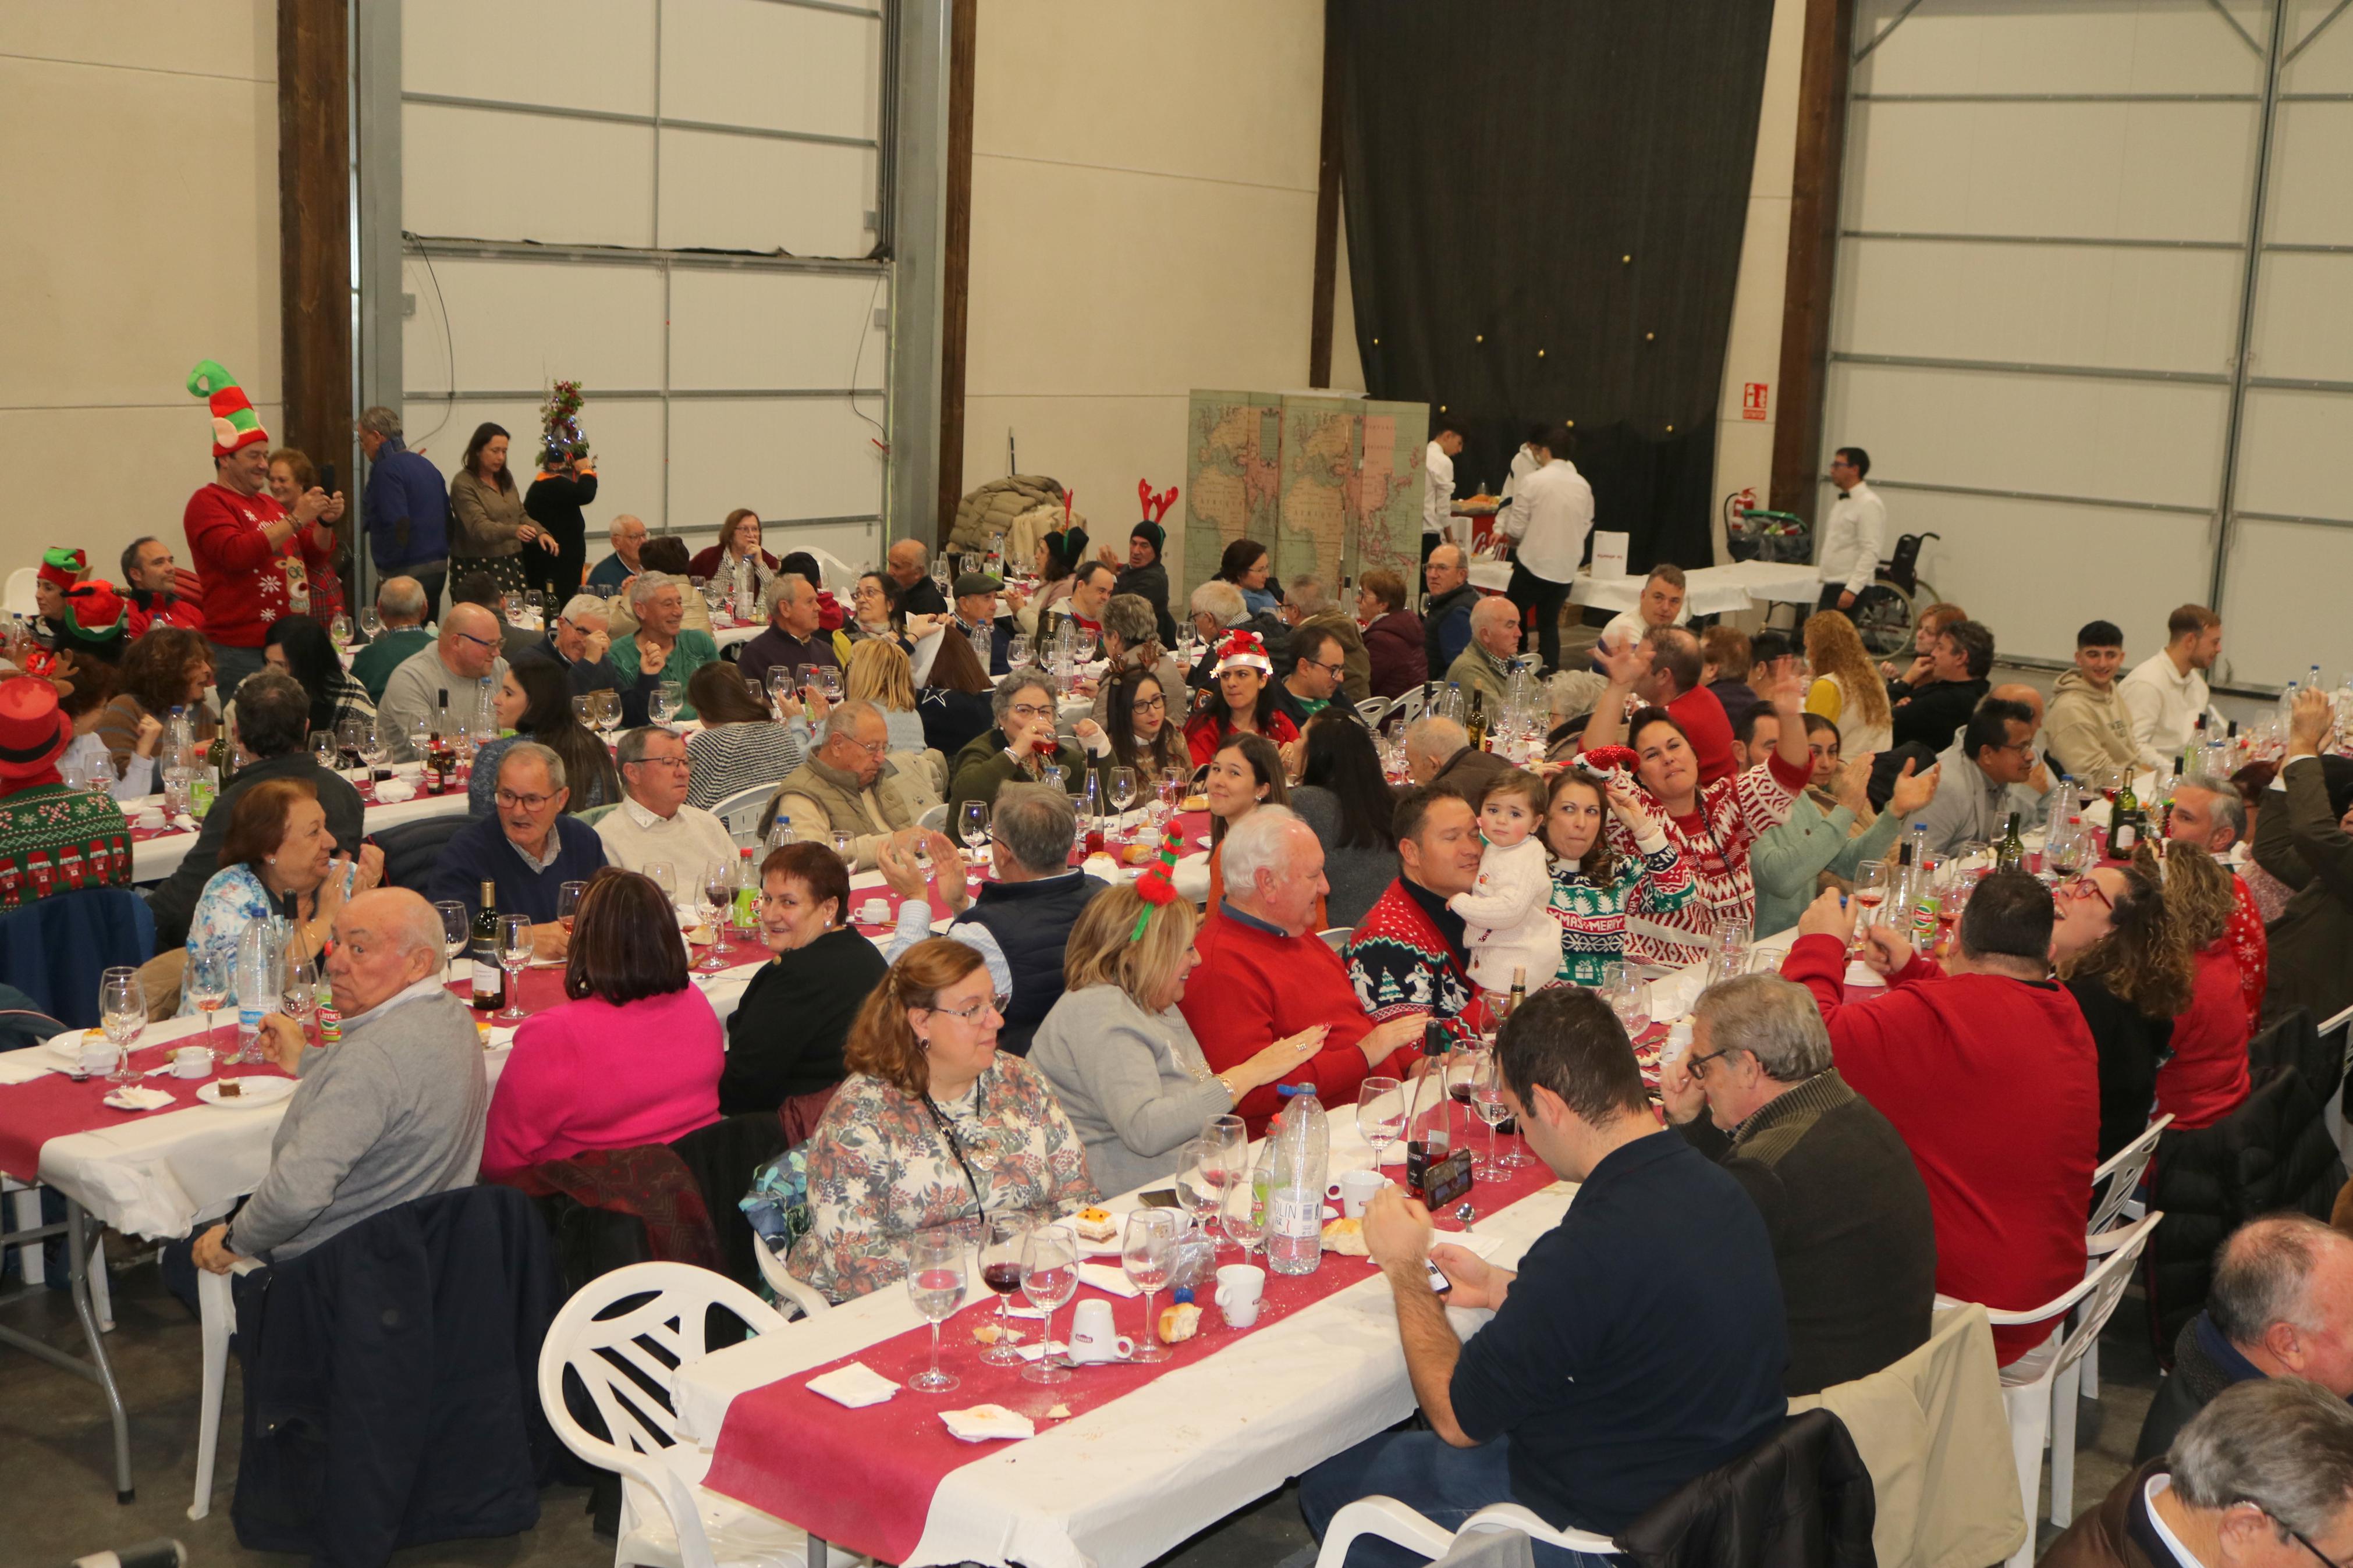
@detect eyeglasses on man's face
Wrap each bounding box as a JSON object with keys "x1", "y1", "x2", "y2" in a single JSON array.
[
  {"x1": 496, "y1": 789, "x2": 558, "y2": 812},
  {"x1": 453, "y1": 630, "x2": 501, "y2": 652}
]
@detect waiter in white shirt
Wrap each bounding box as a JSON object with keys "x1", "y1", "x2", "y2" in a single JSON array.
[
  {"x1": 1422, "y1": 419, "x2": 1466, "y2": 562},
  {"x1": 2120, "y1": 604, "x2": 2224, "y2": 772},
  {"x1": 1815, "y1": 446, "x2": 1886, "y2": 611},
  {"x1": 1495, "y1": 425, "x2": 1546, "y2": 525},
  {"x1": 1500, "y1": 424, "x2": 1593, "y2": 674}
]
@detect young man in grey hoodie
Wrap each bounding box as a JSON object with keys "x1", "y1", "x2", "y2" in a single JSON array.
[{"x1": 2045, "y1": 620, "x2": 2139, "y2": 781}]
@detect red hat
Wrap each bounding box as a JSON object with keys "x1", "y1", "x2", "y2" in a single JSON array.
[
  {"x1": 1211, "y1": 630, "x2": 1273, "y2": 678},
  {"x1": 61, "y1": 582, "x2": 128, "y2": 647},
  {"x1": 0, "y1": 677, "x2": 70, "y2": 781},
  {"x1": 37, "y1": 547, "x2": 84, "y2": 592}
]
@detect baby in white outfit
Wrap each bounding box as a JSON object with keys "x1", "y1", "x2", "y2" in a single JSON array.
[{"x1": 1448, "y1": 769, "x2": 1559, "y2": 998}]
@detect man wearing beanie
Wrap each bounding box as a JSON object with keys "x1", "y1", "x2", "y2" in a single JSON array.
[
  {"x1": 0, "y1": 677, "x2": 132, "y2": 912},
  {"x1": 1110, "y1": 521, "x2": 1179, "y2": 648},
  {"x1": 182, "y1": 360, "x2": 342, "y2": 695}
]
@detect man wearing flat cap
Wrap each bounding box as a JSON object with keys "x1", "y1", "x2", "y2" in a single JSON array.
[{"x1": 951, "y1": 571, "x2": 1017, "y2": 675}]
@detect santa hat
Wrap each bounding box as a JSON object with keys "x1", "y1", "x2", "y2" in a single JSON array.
[
  {"x1": 1569, "y1": 745, "x2": 1638, "y2": 784},
  {"x1": 37, "y1": 547, "x2": 85, "y2": 591},
  {"x1": 0, "y1": 677, "x2": 70, "y2": 783},
  {"x1": 1128, "y1": 820, "x2": 1190, "y2": 941},
  {"x1": 1212, "y1": 630, "x2": 1273, "y2": 678},
  {"x1": 187, "y1": 359, "x2": 269, "y2": 457},
  {"x1": 61, "y1": 582, "x2": 127, "y2": 648}
]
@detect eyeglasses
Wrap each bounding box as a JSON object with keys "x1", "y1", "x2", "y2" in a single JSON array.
[
  {"x1": 1309, "y1": 660, "x2": 1347, "y2": 678},
  {"x1": 1683, "y1": 1048, "x2": 1736, "y2": 1079},
  {"x1": 628, "y1": 753, "x2": 691, "y2": 770},
  {"x1": 2290, "y1": 1525, "x2": 2347, "y2": 1568},
  {"x1": 495, "y1": 789, "x2": 558, "y2": 811},
  {"x1": 453, "y1": 630, "x2": 501, "y2": 651},
  {"x1": 1132, "y1": 694, "x2": 1167, "y2": 713},
  {"x1": 1007, "y1": 702, "x2": 1052, "y2": 721},
  {"x1": 2057, "y1": 875, "x2": 2114, "y2": 914},
  {"x1": 835, "y1": 737, "x2": 888, "y2": 758},
  {"x1": 930, "y1": 994, "x2": 1009, "y2": 1025}
]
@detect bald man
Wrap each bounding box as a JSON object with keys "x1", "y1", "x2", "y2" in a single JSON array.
[
  {"x1": 888, "y1": 538, "x2": 949, "y2": 618},
  {"x1": 376, "y1": 600, "x2": 510, "y2": 762},
  {"x1": 1446, "y1": 595, "x2": 1521, "y2": 708}
]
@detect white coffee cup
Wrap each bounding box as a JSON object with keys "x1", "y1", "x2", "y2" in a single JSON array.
[
  {"x1": 857, "y1": 897, "x2": 892, "y2": 925},
  {"x1": 1328, "y1": 1168, "x2": 1388, "y2": 1219},
  {"x1": 171, "y1": 1046, "x2": 212, "y2": 1079},
  {"x1": 1215, "y1": 1263, "x2": 1266, "y2": 1328},
  {"x1": 76, "y1": 1039, "x2": 116, "y2": 1075},
  {"x1": 1067, "y1": 1298, "x2": 1134, "y2": 1363}
]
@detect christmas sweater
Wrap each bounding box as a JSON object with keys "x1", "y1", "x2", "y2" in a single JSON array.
[
  {"x1": 1605, "y1": 752, "x2": 1808, "y2": 967},
  {"x1": 1343, "y1": 877, "x2": 1490, "y2": 1050},
  {"x1": 182, "y1": 482, "x2": 335, "y2": 649},
  {"x1": 1546, "y1": 828, "x2": 1697, "y2": 986},
  {"x1": 0, "y1": 783, "x2": 132, "y2": 912},
  {"x1": 2226, "y1": 873, "x2": 2267, "y2": 1032}
]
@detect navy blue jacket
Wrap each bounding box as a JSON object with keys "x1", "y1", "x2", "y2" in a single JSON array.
[
  {"x1": 952, "y1": 872, "x2": 1103, "y2": 1057},
  {"x1": 425, "y1": 812, "x2": 608, "y2": 924},
  {"x1": 362, "y1": 437, "x2": 451, "y2": 571}
]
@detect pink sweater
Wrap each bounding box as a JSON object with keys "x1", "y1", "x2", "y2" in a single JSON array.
[{"x1": 480, "y1": 987, "x2": 725, "y2": 1180}]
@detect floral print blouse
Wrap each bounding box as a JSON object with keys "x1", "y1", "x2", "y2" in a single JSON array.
[
  {"x1": 179, "y1": 863, "x2": 281, "y2": 1017},
  {"x1": 786, "y1": 1054, "x2": 1098, "y2": 1304}
]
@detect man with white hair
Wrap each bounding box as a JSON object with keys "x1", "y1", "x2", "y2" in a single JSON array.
[
  {"x1": 1177, "y1": 806, "x2": 1428, "y2": 1135},
  {"x1": 1658, "y1": 973, "x2": 1935, "y2": 1395},
  {"x1": 737, "y1": 572, "x2": 840, "y2": 693},
  {"x1": 1404, "y1": 714, "x2": 1509, "y2": 797},
  {"x1": 887, "y1": 538, "x2": 949, "y2": 618},
  {"x1": 348, "y1": 575, "x2": 433, "y2": 703},
  {"x1": 768, "y1": 699, "x2": 934, "y2": 872},
  {"x1": 609, "y1": 569, "x2": 721, "y2": 720},
  {"x1": 1446, "y1": 595, "x2": 1522, "y2": 708},
  {"x1": 596, "y1": 725, "x2": 738, "y2": 874},
  {"x1": 2135, "y1": 1214, "x2": 2353, "y2": 1462},
  {"x1": 1188, "y1": 577, "x2": 1289, "y2": 692},
  {"x1": 188, "y1": 888, "x2": 487, "y2": 1272},
  {"x1": 587, "y1": 513, "x2": 649, "y2": 593},
  {"x1": 376, "y1": 600, "x2": 509, "y2": 762},
  {"x1": 514, "y1": 591, "x2": 625, "y2": 709}
]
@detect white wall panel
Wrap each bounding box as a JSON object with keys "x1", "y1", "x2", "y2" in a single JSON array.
[
  {"x1": 1834, "y1": 237, "x2": 2241, "y2": 374},
  {"x1": 404, "y1": 104, "x2": 656, "y2": 247},
  {"x1": 656, "y1": 130, "x2": 876, "y2": 257},
  {"x1": 402, "y1": 0, "x2": 655, "y2": 116},
  {"x1": 1824, "y1": 362, "x2": 2227, "y2": 507},
  {"x1": 2249, "y1": 253, "x2": 2353, "y2": 383},
  {"x1": 2218, "y1": 518, "x2": 2353, "y2": 687},
  {"x1": 1848, "y1": 102, "x2": 2255, "y2": 243},
  {"x1": 659, "y1": 0, "x2": 880, "y2": 142},
  {"x1": 401, "y1": 258, "x2": 666, "y2": 398},
  {"x1": 668, "y1": 400, "x2": 885, "y2": 526},
  {"x1": 2233, "y1": 387, "x2": 2353, "y2": 521},
  {"x1": 2266, "y1": 102, "x2": 2353, "y2": 245},
  {"x1": 2284, "y1": 0, "x2": 2353, "y2": 91},
  {"x1": 1858, "y1": 1, "x2": 2266, "y2": 96},
  {"x1": 670, "y1": 271, "x2": 888, "y2": 391},
  {"x1": 400, "y1": 397, "x2": 669, "y2": 533}
]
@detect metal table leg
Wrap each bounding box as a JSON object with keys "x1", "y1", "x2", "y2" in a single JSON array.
[{"x1": 0, "y1": 1197, "x2": 134, "y2": 1502}]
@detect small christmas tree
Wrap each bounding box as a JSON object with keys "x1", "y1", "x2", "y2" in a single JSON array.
[{"x1": 539, "y1": 379, "x2": 590, "y2": 467}]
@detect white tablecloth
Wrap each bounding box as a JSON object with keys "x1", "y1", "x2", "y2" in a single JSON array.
[
  {"x1": 671, "y1": 1112, "x2": 1575, "y2": 1568},
  {"x1": 129, "y1": 789, "x2": 471, "y2": 884},
  {"x1": 1467, "y1": 560, "x2": 1821, "y2": 616}
]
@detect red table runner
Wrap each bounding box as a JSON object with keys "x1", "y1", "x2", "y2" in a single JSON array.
[
  {"x1": 0, "y1": 1026, "x2": 294, "y2": 1183},
  {"x1": 701, "y1": 1150, "x2": 1560, "y2": 1564}
]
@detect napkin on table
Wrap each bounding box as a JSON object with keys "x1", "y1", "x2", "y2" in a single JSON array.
[
  {"x1": 807, "y1": 1361, "x2": 900, "y2": 1409},
  {"x1": 371, "y1": 777, "x2": 417, "y2": 803},
  {"x1": 1075, "y1": 1262, "x2": 1140, "y2": 1298},
  {"x1": 102, "y1": 1085, "x2": 175, "y2": 1112},
  {"x1": 941, "y1": 1403, "x2": 1035, "y2": 1442}
]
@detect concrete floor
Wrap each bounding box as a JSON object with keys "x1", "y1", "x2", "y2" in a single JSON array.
[{"x1": 2, "y1": 1239, "x2": 2161, "y2": 1566}]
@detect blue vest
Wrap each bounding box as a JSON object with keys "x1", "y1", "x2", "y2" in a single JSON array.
[{"x1": 952, "y1": 872, "x2": 1103, "y2": 1057}]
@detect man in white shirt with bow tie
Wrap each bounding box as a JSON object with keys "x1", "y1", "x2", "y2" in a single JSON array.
[{"x1": 1816, "y1": 446, "x2": 1886, "y2": 613}]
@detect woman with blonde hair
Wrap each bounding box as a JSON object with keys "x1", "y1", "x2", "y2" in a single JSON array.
[
  {"x1": 786, "y1": 937, "x2": 1096, "y2": 1303},
  {"x1": 2151, "y1": 844, "x2": 2251, "y2": 1130},
  {"x1": 845, "y1": 637, "x2": 925, "y2": 753},
  {"x1": 1030, "y1": 881, "x2": 1325, "y2": 1193},
  {"x1": 1802, "y1": 610, "x2": 1893, "y2": 757}
]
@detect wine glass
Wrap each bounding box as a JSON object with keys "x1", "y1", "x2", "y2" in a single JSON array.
[
  {"x1": 435, "y1": 899, "x2": 468, "y2": 983},
  {"x1": 188, "y1": 947, "x2": 230, "y2": 1058},
  {"x1": 328, "y1": 612, "x2": 353, "y2": 648},
  {"x1": 644, "y1": 861, "x2": 676, "y2": 907},
  {"x1": 1108, "y1": 766, "x2": 1138, "y2": 844},
  {"x1": 818, "y1": 666, "x2": 846, "y2": 705},
  {"x1": 1446, "y1": 1044, "x2": 1493, "y2": 1176},
  {"x1": 1007, "y1": 634, "x2": 1032, "y2": 667},
  {"x1": 765, "y1": 667, "x2": 794, "y2": 719},
  {"x1": 569, "y1": 693, "x2": 592, "y2": 727},
  {"x1": 1847, "y1": 861, "x2": 1889, "y2": 957},
  {"x1": 1224, "y1": 1145, "x2": 1271, "y2": 1263},
  {"x1": 359, "y1": 605, "x2": 382, "y2": 640},
  {"x1": 282, "y1": 949, "x2": 320, "y2": 1044},
  {"x1": 592, "y1": 689, "x2": 622, "y2": 741},
  {"x1": 977, "y1": 1214, "x2": 1031, "y2": 1367},
  {"x1": 310, "y1": 731, "x2": 337, "y2": 771},
  {"x1": 1357, "y1": 1076, "x2": 1405, "y2": 1171},
  {"x1": 100, "y1": 967, "x2": 144, "y2": 1083},
  {"x1": 495, "y1": 913, "x2": 533, "y2": 1022},
  {"x1": 1161, "y1": 766, "x2": 1191, "y2": 812},
  {"x1": 1122, "y1": 1208, "x2": 1179, "y2": 1363},
  {"x1": 650, "y1": 684, "x2": 679, "y2": 728},
  {"x1": 523, "y1": 589, "x2": 544, "y2": 622},
  {"x1": 555, "y1": 879, "x2": 586, "y2": 938},
  {"x1": 1471, "y1": 1050, "x2": 1512, "y2": 1180},
  {"x1": 1018, "y1": 1224, "x2": 1080, "y2": 1385},
  {"x1": 794, "y1": 663, "x2": 818, "y2": 709},
  {"x1": 1197, "y1": 1114, "x2": 1248, "y2": 1244},
  {"x1": 905, "y1": 1226, "x2": 967, "y2": 1393},
  {"x1": 1172, "y1": 1135, "x2": 1218, "y2": 1236},
  {"x1": 959, "y1": 800, "x2": 991, "y2": 862},
  {"x1": 697, "y1": 861, "x2": 734, "y2": 969}
]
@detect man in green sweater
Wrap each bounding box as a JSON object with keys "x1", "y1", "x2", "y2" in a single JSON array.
[{"x1": 347, "y1": 575, "x2": 433, "y2": 702}]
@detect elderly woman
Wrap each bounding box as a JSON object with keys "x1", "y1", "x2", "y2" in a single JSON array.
[
  {"x1": 449, "y1": 422, "x2": 548, "y2": 599},
  {"x1": 722, "y1": 841, "x2": 888, "y2": 1118},
  {"x1": 2153, "y1": 844, "x2": 2252, "y2": 1132},
  {"x1": 262, "y1": 615, "x2": 374, "y2": 740},
  {"x1": 1183, "y1": 630, "x2": 1298, "y2": 766},
  {"x1": 181, "y1": 778, "x2": 385, "y2": 1018},
  {"x1": 470, "y1": 658, "x2": 620, "y2": 816},
  {"x1": 687, "y1": 507, "x2": 780, "y2": 590},
  {"x1": 849, "y1": 570, "x2": 907, "y2": 648},
  {"x1": 2050, "y1": 849, "x2": 2194, "y2": 1164},
  {"x1": 786, "y1": 936, "x2": 1096, "y2": 1303},
  {"x1": 1088, "y1": 592, "x2": 1184, "y2": 730},
  {"x1": 480, "y1": 867, "x2": 723, "y2": 1179},
  {"x1": 1031, "y1": 883, "x2": 1325, "y2": 1193},
  {"x1": 684, "y1": 662, "x2": 809, "y2": 810},
  {"x1": 95, "y1": 626, "x2": 214, "y2": 782},
  {"x1": 846, "y1": 637, "x2": 926, "y2": 753},
  {"x1": 945, "y1": 667, "x2": 1102, "y2": 844},
  {"x1": 607, "y1": 569, "x2": 720, "y2": 720}
]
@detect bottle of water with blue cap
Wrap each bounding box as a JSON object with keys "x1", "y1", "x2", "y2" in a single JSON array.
[{"x1": 1265, "y1": 1083, "x2": 1329, "y2": 1276}]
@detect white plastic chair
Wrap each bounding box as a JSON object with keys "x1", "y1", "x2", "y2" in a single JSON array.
[
  {"x1": 3, "y1": 566, "x2": 37, "y2": 618},
  {"x1": 1317, "y1": 927, "x2": 1354, "y2": 951},
  {"x1": 188, "y1": 1255, "x2": 264, "y2": 1518},
  {"x1": 1315, "y1": 1495, "x2": 1614, "y2": 1566},
  {"x1": 1383, "y1": 686, "x2": 1427, "y2": 733},
  {"x1": 1981, "y1": 1209, "x2": 2162, "y2": 1556},
  {"x1": 751, "y1": 1235, "x2": 833, "y2": 1321},
  {"x1": 916, "y1": 803, "x2": 948, "y2": 833},
  {"x1": 2078, "y1": 1113, "x2": 2169, "y2": 1401},
  {"x1": 1354, "y1": 696, "x2": 1393, "y2": 728},
  {"x1": 711, "y1": 784, "x2": 779, "y2": 846},
  {"x1": 539, "y1": 1262, "x2": 812, "y2": 1568}
]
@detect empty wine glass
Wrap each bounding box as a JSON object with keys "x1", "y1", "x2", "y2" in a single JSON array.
[
  {"x1": 495, "y1": 913, "x2": 533, "y2": 1022},
  {"x1": 435, "y1": 899, "x2": 467, "y2": 983},
  {"x1": 569, "y1": 693, "x2": 592, "y2": 727},
  {"x1": 644, "y1": 861, "x2": 676, "y2": 905},
  {"x1": 592, "y1": 689, "x2": 622, "y2": 741},
  {"x1": 100, "y1": 967, "x2": 144, "y2": 1083},
  {"x1": 1122, "y1": 1208, "x2": 1179, "y2": 1363},
  {"x1": 1224, "y1": 1145, "x2": 1271, "y2": 1263},
  {"x1": 765, "y1": 667, "x2": 794, "y2": 719},
  {"x1": 959, "y1": 801, "x2": 991, "y2": 862},
  {"x1": 1357, "y1": 1076, "x2": 1405, "y2": 1171},
  {"x1": 359, "y1": 605, "x2": 382, "y2": 640},
  {"x1": 1172, "y1": 1135, "x2": 1218, "y2": 1235},
  {"x1": 1108, "y1": 766, "x2": 1138, "y2": 843},
  {"x1": 649, "y1": 684, "x2": 679, "y2": 727},
  {"x1": 977, "y1": 1214, "x2": 1031, "y2": 1367},
  {"x1": 310, "y1": 731, "x2": 337, "y2": 771},
  {"x1": 906, "y1": 1226, "x2": 967, "y2": 1393},
  {"x1": 829, "y1": 829, "x2": 855, "y2": 866},
  {"x1": 1019, "y1": 1224, "x2": 1080, "y2": 1385},
  {"x1": 1471, "y1": 1049, "x2": 1511, "y2": 1179},
  {"x1": 187, "y1": 946, "x2": 230, "y2": 1057},
  {"x1": 1200, "y1": 1113, "x2": 1248, "y2": 1242},
  {"x1": 328, "y1": 612, "x2": 353, "y2": 648},
  {"x1": 282, "y1": 949, "x2": 320, "y2": 1043},
  {"x1": 523, "y1": 589, "x2": 544, "y2": 621}
]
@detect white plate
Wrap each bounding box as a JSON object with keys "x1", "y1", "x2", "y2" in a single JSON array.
[
  {"x1": 197, "y1": 1076, "x2": 296, "y2": 1108},
  {"x1": 44, "y1": 1029, "x2": 101, "y2": 1062}
]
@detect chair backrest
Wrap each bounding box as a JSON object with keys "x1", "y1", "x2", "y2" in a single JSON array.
[
  {"x1": 2251, "y1": 1005, "x2": 2338, "y2": 1109},
  {"x1": 1990, "y1": 1210, "x2": 2162, "y2": 1386},
  {"x1": 372, "y1": 813, "x2": 470, "y2": 893},
  {"x1": 709, "y1": 783, "x2": 778, "y2": 845},
  {"x1": 1383, "y1": 686, "x2": 1427, "y2": 733},
  {"x1": 1317, "y1": 927, "x2": 1353, "y2": 951},
  {"x1": 1354, "y1": 696, "x2": 1393, "y2": 728},
  {"x1": 2090, "y1": 1113, "x2": 2173, "y2": 1235},
  {"x1": 2, "y1": 567, "x2": 36, "y2": 618}
]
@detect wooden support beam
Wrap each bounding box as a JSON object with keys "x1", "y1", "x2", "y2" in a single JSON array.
[
  {"x1": 1308, "y1": 0, "x2": 1344, "y2": 388},
  {"x1": 278, "y1": 0, "x2": 352, "y2": 511},
  {"x1": 934, "y1": 0, "x2": 978, "y2": 544},
  {"x1": 1770, "y1": 0, "x2": 1855, "y2": 517}
]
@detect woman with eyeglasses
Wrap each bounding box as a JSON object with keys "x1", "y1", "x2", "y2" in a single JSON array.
[
  {"x1": 2146, "y1": 843, "x2": 2251, "y2": 1133},
  {"x1": 786, "y1": 936, "x2": 1097, "y2": 1304},
  {"x1": 719, "y1": 842, "x2": 886, "y2": 1122},
  {"x1": 1094, "y1": 668, "x2": 1186, "y2": 794},
  {"x1": 2049, "y1": 848, "x2": 2194, "y2": 1164},
  {"x1": 943, "y1": 667, "x2": 1101, "y2": 846}
]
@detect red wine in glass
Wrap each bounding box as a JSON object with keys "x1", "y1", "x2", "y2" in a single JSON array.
[{"x1": 981, "y1": 1262, "x2": 1022, "y2": 1295}]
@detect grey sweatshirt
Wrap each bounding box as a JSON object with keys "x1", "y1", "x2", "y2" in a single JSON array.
[
  {"x1": 1028, "y1": 983, "x2": 1233, "y2": 1197},
  {"x1": 228, "y1": 989, "x2": 489, "y2": 1261}
]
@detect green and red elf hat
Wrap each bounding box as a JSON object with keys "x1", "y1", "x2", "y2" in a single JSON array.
[
  {"x1": 37, "y1": 548, "x2": 85, "y2": 592},
  {"x1": 61, "y1": 582, "x2": 128, "y2": 649},
  {"x1": 1128, "y1": 819, "x2": 1190, "y2": 941},
  {"x1": 187, "y1": 360, "x2": 269, "y2": 457}
]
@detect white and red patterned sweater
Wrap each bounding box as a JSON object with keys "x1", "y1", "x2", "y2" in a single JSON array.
[{"x1": 1605, "y1": 751, "x2": 1809, "y2": 966}]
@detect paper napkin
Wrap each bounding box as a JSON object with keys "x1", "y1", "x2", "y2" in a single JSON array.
[
  {"x1": 806, "y1": 1361, "x2": 900, "y2": 1409},
  {"x1": 1075, "y1": 1262, "x2": 1140, "y2": 1298},
  {"x1": 941, "y1": 1403, "x2": 1035, "y2": 1442}
]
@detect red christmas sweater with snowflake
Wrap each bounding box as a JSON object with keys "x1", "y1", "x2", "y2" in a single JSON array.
[{"x1": 182, "y1": 483, "x2": 336, "y2": 649}]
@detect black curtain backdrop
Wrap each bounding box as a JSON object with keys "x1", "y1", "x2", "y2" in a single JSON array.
[{"x1": 1333, "y1": 0, "x2": 1777, "y2": 574}]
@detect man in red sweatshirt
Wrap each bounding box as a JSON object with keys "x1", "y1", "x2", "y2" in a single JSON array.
[
  {"x1": 182, "y1": 360, "x2": 340, "y2": 697},
  {"x1": 1179, "y1": 805, "x2": 1428, "y2": 1135},
  {"x1": 1780, "y1": 871, "x2": 2098, "y2": 1367}
]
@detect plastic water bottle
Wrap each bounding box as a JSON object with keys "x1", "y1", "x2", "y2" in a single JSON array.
[
  {"x1": 233, "y1": 920, "x2": 283, "y2": 1056},
  {"x1": 1264, "y1": 1084, "x2": 1329, "y2": 1277},
  {"x1": 763, "y1": 813, "x2": 795, "y2": 855}
]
